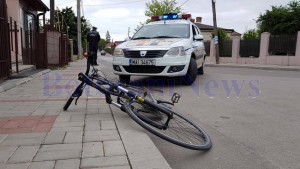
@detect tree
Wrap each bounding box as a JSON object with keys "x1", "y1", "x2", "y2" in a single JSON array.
[
  {"x1": 211, "y1": 29, "x2": 230, "y2": 41},
  {"x1": 257, "y1": 0, "x2": 300, "y2": 35},
  {"x1": 99, "y1": 39, "x2": 107, "y2": 51},
  {"x1": 243, "y1": 29, "x2": 259, "y2": 39},
  {"x1": 134, "y1": 0, "x2": 182, "y2": 33},
  {"x1": 54, "y1": 7, "x2": 92, "y2": 54},
  {"x1": 145, "y1": 0, "x2": 182, "y2": 18},
  {"x1": 105, "y1": 30, "x2": 111, "y2": 43}
]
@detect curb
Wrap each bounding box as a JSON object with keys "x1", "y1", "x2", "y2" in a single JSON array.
[
  {"x1": 110, "y1": 106, "x2": 171, "y2": 169},
  {"x1": 205, "y1": 63, "x2": 300, "y2": 71},
  {"x1": 0, "y1": 69, "x2": 51, "y2": 93}
]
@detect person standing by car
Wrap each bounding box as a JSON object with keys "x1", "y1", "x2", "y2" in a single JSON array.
[{"x1": 87, "y1": 26, "x2": 100, "y2": 65}]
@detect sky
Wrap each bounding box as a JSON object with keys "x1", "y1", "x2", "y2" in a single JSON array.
[{"x1": 41, "y1": 0, "x2": 292, "y2": 41}]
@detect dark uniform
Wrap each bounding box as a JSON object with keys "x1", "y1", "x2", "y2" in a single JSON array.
[{"x1": 87, "y1": 27, "x2": 100, "y2": 65}]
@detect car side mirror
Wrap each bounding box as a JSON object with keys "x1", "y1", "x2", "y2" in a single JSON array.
[{"x1": 194, "y1": 35, "x2": 203, "y2": 41}]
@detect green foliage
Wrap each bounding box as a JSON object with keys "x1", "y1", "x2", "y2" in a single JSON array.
[
  {"x1": 134, "y1": 0, "x2": 182, "y2": 34},
  {"x1": 243, "y1": 29, "x2": 259, "y2": 39},
  {"x1": 104, "y1": 48, "x2": 112, "y2": 54},
  {"x1": 145, "y1": 0, "x2": 182, "y2": 17},
  {"x1": 99, "y1": 39, "x2": 107, "y2": 51},
  {"x1": 54, "y1": 7, "x2": 91, "y2": 54},
  {"x1": 257, "y1": 0, "x2": 300, "y2": 35},
  {"x1": 211, "y1": 29, "x2": 230, "y2": 41}
]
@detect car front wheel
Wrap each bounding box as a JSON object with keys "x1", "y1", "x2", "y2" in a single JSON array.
[{"x1": 181, "y1": 58, "x2": 197, "y2": 85}]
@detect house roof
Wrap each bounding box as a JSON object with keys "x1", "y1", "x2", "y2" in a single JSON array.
[
  {"x1": 194, "y1": 23, "x2": 235, "y2": 33},
  {"x1": 22, "y1": 0, "x2": 49, "y2": 12}
]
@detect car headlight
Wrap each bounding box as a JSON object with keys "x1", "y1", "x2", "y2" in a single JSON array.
[
  {"x1": 166, "y1": 46, "x2": 185, "y2": 56},
  {"x1": 113, "y1": 48, "x2": 125, "y2": 57}
]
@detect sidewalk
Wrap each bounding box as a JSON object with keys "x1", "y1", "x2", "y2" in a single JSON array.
[
  {"x1": 205, "y1": 63, "x2": 300, "y2": 71},
  {"x1": 0, "y1": 59, "x2": 170, "y2": 169}
]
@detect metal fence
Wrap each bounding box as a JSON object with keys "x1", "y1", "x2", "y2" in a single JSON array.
[
  {"x1": 219, "y1": 40, "x2": 232, "y2": 57},
  {"x1": 269, "y1": 35, "x2": 297, "y2": 56},
  {"x1": 0, "y1": 0, "x2": 10, "y2": 81},
  {"x1": 204, "y1": 41, "x2": 210, "y2": 56},
  {"x1": 240, "y1": 39, "x2": 260, "y2": 57}
]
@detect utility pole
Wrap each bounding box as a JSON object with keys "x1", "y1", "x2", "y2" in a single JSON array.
[
  {"x1": 128, "y1": 27, "x2": 130, "y2": 38},
  {"x1": 77, "y1": 0, "x2": 82, "y2": 59},
  {"x1": 50, "y1": 0, "x2": 54, "y2": 29},
  {"x1": 212, "y1": 0, "x2": 219, "y2": 64}
]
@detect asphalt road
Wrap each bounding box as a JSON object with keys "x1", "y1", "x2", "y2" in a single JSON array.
[{"x1": 98, "y1": 55, "x2": 300, "y2": 169}]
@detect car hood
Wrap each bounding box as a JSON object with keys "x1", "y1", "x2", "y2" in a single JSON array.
[{"x1": 118, "y1": 38, "x2": 189, "y2": 49}]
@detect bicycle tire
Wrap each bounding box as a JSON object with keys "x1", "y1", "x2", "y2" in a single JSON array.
[
  {"x1": 63, "y1": 96, "x2": 74, "y2": 111},
  {"x1": 123, "y1": 100, "x2": 212, "y2": 150}
]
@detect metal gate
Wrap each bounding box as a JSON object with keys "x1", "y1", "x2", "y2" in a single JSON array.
[{"x1": 0, "y1": 0, "x2": 11, "y2": 82}]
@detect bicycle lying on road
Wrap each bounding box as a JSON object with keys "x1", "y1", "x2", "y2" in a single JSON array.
[{"x1": 63, "y1": 52, "x2": 212, "y2": 150}]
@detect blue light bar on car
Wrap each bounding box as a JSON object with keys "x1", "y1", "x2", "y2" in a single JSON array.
[
  {"x1": 162, "y1": 13, "x2": 178, "y2": 20},
  {"x1": 151, "y1": 13, "x2": 192, "y2": 21}
]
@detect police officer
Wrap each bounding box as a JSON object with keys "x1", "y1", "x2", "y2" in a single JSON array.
[{"x1": 87, "y1": 26, "x2": 100, "y2": 65}]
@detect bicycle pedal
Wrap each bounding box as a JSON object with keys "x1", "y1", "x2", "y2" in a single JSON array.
[{"x1": 171, "y1": 93, "x2": 180, "y2": 104}]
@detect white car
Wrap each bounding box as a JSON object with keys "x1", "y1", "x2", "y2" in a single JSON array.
[{"x1": 113, "y1": 13, "x2": 206, "y2": 85}]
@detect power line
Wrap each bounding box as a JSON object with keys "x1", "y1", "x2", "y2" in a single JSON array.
[{"x1": 83, "y1": 0, "x2": 147, "y2": 7}]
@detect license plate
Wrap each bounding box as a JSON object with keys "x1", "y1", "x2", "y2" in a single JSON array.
[{"x1": 129, "y1": 59, "x2": 155, "y2": 65}]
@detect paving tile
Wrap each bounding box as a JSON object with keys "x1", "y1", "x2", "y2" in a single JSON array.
[
  {"x1": 0, "y1": 146, "x2": 18, "y2": 163},
  {"x1": 81, "y1": 156, "x2": 129, "y2": 168},
  {"x1": 8, "y1": 145, "x2": 39, "y2": 163},
  {"x1": 1, "y1": 137, "x2": 44, "y2": 146},
  {"x1": 43, "y1": 131, "x2": 66, "y2": 145},
  {"x1": 84, "y1": 130, "x2": 120, "y2": 142},
  {"x1": 103, "y1": 141, "x2": 126, "y2": 156},
  {"x1": 2, "y1": 119, "x2": 24, "y2": 129},
  {"x1": 39, "y1": 143, "x2": 82, "y2": 152},
  {"x1": 34, "y1": 151, "x2": 81, "y2": 162},
  {"x1": 54, "y1": 159, "x2": 80, "y2": 169},
  {"x1": 28, "y1": 161, "x2": 55, "y2": 169},
  {"x1": 0, "y1": 128, "x2": 32, "y2": 134},
  {"x1": 0, "y1": 134, "x2": 7, "y2": 143},
  {"x1": 2, "y1": 163, "x2": 30, "y2": 169},
  {"x1": 19, "y1": 119, "x2": 38, "y2": 128},
  {"x1": 34, "y1": 143, "x2": 82, "y2": 161},
  {"x1": 53, "y1": 122, "x2": 84, "y2": 128},
  {"x1": 50, "y1": 126, "x2": 83, "y2": 132},
  {"x1": 101, "y1": 120, "x2": 116, "y2": 130},
  {"x1": 87, "y1": 166, "x2": 131, "y2": 169},
  {"x1": 84, "y1": 121, "x2": 100, "y2": 131},
  {"x1": 82, "y1": 142, "x2": 104, "y2": 158},
  {"x1": 63, "y1": 131, "x2": 83, "y2": 143}
]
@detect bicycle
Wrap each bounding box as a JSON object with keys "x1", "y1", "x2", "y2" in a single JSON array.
[{"x1": 63, "y1": 51, "x2": 212, "y2": 151}]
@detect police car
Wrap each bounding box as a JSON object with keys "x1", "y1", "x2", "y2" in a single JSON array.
[{"x1": 112, "y1": 13, "x2": 206, "y2": 85}]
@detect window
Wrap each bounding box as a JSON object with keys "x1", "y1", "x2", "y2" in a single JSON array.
[{"x1": 132, "y1": 24, "x2": 190, "y2": 39}]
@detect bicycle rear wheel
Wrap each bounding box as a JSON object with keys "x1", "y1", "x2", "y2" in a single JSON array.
[{"x1": 124, "y1": 100, "x2": 212, "y2": 150}]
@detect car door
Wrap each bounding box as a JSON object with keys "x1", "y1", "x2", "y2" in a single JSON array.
[{"x1": 191, "y1": 25, "x2": 204, "y2": 66}]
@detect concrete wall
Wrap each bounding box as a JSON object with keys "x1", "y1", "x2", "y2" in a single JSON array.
[
  {"x1": 47, "y1": 31, "x2": 61, "y2": 65},
  {"x1": 207, "y1": 31, "x2": 300, "y2": 66}
]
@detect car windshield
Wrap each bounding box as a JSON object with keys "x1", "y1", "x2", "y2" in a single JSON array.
[{"x1": 132, "y1": 24, "x2": 190, "y2": 40}]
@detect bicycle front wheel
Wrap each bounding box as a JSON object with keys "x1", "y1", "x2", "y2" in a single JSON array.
[
  {"x1": 124, "y1": 100, "x2": 212, "y2": 150},
  {"x1": 63, "y1": 96, "x2": 74, "y2": 111}
]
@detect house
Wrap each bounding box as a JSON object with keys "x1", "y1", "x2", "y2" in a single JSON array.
[
  {"x1": 6, "y1": 0, "x2": 49, "y2": 65},
  {"x1": 193, "y1": 17, "x2": 241, "y2": 41}
]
